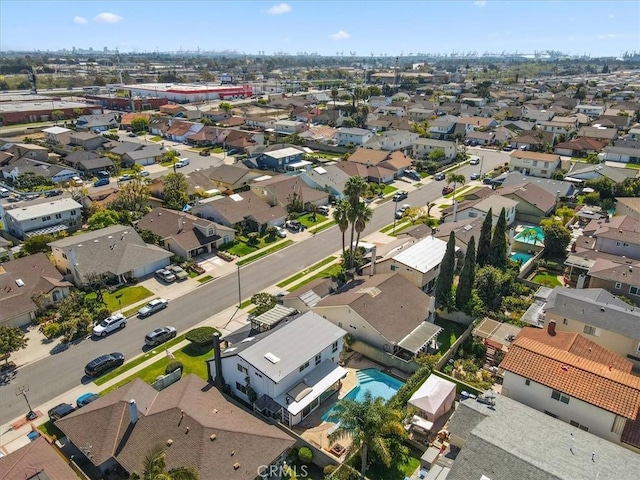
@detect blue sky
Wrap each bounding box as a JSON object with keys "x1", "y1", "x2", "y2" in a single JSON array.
[{"x1": 1, "y1": 1, "x2": 638, "y2": 56}]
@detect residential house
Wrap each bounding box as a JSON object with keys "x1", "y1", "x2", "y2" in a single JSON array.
[
  {"x1": 186, "y1": 125, "x2": 227, "y2": 146},
  {"x1": 581, "y1": 215, "x2": 640, "y2": 260},
  {"x1": 281, "y1": 277, "x2": 340, "y2": 313},
  {"x1": 82, "y1": 187, "x2": 120, "y2": 210},
  {"x1": 68, "y1": 131, "x2": 107, "y2": 151},
  {"x1": 0, "y1": 436, "x2": 79, "y2": 480},
  {"x1": 3, "y1": 197, "x2": 82, "y2": 239},
  {"x1": 603, "y1": 139, "x2": 640, "y2": 163},
  {"x1": 502, "y1": 120, "x2": 535, "y2": 134},
  {"x1": 63, "y1": 150, "x2": 113, "y2": 177},
  {"x1": 159, "y1": 104, "x2": 187, "y2": 116},
  {"x1": 565, "y1": 163, "x2": 636, "y2": 184},
  {"x1": 48, "y1": 225, "x2": 172, "y2": 287},
  {"x1": 500, "y1": 326, "x2": 640, "y2": 450},
  {"x1": 374, "y1": 105, "x2": 406, "y2": 117},
  {"x1": 312, "y1": 273, "x2": 440, "y2": 359},
  {"x1": 539, "y1": 117, "x2": 578, "y2": 137},
  {"x1": 371, "y1": 236, "x2": 458, "y2": 292},
  {"x1": 273, "y1": 120, "x2": 305, "y2": 135},
  {"x1": 165, "y1": 121, "x2": 203, "y2": 143},
  {"x1": 441, "y1": 195, "x2": 518, "y2": 226},
  {"x1": 107, "y1": 140, "x2": 143, "y2": 156},
  {"x1": 119, "y1": 112, "x2": 152, "y2": 131},
  {"x1": 456, "y1": 116, "x2": 498, "y2": 133},
  {"x1": 1, "y1": 157, "x2": 80, "y2": 185},
  {"x1": 1, "y1": 143, "x2": 49, "y2": 163},
  {"x1": 363, "y1": 130, "x2": 418, "y2": 152},
  {"x1": 465, "y1": 130, "x2": 496, "y2": 146},
  {"x1": 554, "y1": 137, "x2": 605, "y2": 157},
  {"x1": 121, "y1": 144, "x2": 165, "y2": 167},
  {"x1": 498, "y1": 182, "x2": 557, "y2": 223},
  {"x1": 55, "y1": 374, "x2": 295, "y2": 479},
  {"x1": 0, "y1": 253, "x2": 72, "y2": 327},
  {"x1": 202, "y1": 109, "x2": 232, "y2": 123},
  {"x1": 406, "y1": 107, "x2": 435, "y2": 122},
  {"x1": 191, "y1": 191, "x2": 287, "y2": 233},
  {"x1": 298, "y1": 124, "x2": 337, "y2": 144},
  {"x1": 299, "y1": 164, "x2": 351, "y2": 201},
  {"x1": 413, "y1": 138, "x2": 457, "y2": 161},
  {"x1": 251, "y1": 175, "x2": 329, "y2": 209},
  {"x1": 256, "y1": 146, "x2": 304, "y2": 172},
  {"x1": 335, "y1": 127, "x2": 374, "y2": 147},
  {"x1": 346, "y1": 147, "x2": 413, "y2": 177},
  {"x1": 446, "y1": 394, "x2": 640, "y2": 480},
  {"x1": 509, "y1": 151, "x2": 561, "y2": 178},
  {"x1": 136, "y1": 208, "x2": 235, "y2": 259},
  {"x1": 512, "y1": 131, "x2": 554, "y2": 151},
  {"x1": 616, "y1": 197, "x2": 640, "y2": 221},
  {"x1": 541, "y1": 287, "x2": 640, "y2": 368},
  {"x1": 522, "y1": 107, "x2": 554, "y2": 123},
  {"x1": 428, "y1": 115, "x2": 458, "y2": 140},
  {"x1": 576, "y1": 126, "x2": 618, "y2": 144},
  {"x1": 334, "y1": 160, "x2": 396, "y2": 184},
  {"x1": 244, "y1": 116, "x2": 276, "y2": 130},
  {"x1": 208, "y1": 311, "x2": 347, "y2": 426},
  {"x1": 586, "y1": 257, "x2": 640, "y2": 307},
  {"x1": 201, "y1": 164, "x2": 263, "y2": 192},
  {"x1": 224, "y1": 128, "x2": 263, "y2": 152},
  {"x1": 76, "y1": 113, "x2": 118, "y2": 132},
  {"x1": 499, "y1": 171, "x2": 576, "y2": 198},
  {"x1": 575, "y1": 104, "x2": 605, "y2": 118},
  {"x1": 42, "y1": 125, "x2": 72, "y2": 145}
]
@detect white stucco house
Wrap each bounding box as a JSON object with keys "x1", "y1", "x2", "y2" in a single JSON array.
[
  {"x1": 335, "y1": 127, "x2": 374, "y2": 146},
  {"x1": 2, "y1": 197, "x2": 83, "y2": 239},
  {"x1": 508, "y1": 151, "x2": 561, "y2": 178}
]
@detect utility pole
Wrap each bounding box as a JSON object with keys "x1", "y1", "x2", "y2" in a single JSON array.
[{"x1": 237, "y1": 264, "x2": 242, "y2": 307}]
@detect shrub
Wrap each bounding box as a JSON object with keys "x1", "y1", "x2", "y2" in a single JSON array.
[
  {"x1": 185, "y1": 326, "x2": 218, "y2": 346},
  {"x1": 246, "y1": 232, "x2": 260, "y2": 245},
  {"x1": 297, "y1": 446, "x2": 313, "y2": 464},
  {"x1": 40, "y1": 322, "x2": 61, "y2": 339},
  {"x1": 165, "y1": 361, "x2": 183, "y2": 375},
  {"x1": 388, "y1": 365, "x2": 432, "y2": 410},
  {"x1": 323, "y1": 465, "x2": 337, "y2": 475}
]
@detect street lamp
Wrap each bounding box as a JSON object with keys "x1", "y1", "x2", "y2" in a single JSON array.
[
  {"x1": 16, "y1": 385, "x2": 36, "y2": 420},
  {"x1": 237, "y1": 264, "x2": 242, "y2": 308}
]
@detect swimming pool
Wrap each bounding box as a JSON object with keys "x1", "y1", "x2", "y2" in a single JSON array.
[
  {"x1": 511, "y1": 251, "x2": 535, "y2": 264},
  {"x1": 321, "y1": 368, "x2": 405, "y2": 422},
  {"x1": 513, "y1": 226, "x2": 545, "y2": 245}
]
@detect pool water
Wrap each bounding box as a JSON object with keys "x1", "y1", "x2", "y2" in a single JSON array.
[
  {"x1": 321, "y1": 368, "x2": 405, "y2": 422},
  {"x1": 513, "y1": 226, "x2": 544, "y2": 245},
  {"x1": 511, "y1": 252, "x2": 534, "y2": 264}
]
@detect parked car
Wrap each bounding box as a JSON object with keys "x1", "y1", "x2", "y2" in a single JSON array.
[
  {"x1": 395, "y1": 203, "x2": 411, "y2": 219},
  {"x1": 92, "y1": 313, "x2": 126, "y2": 337},
  {"x1": 502, "y1": 145, "x2": 514, "y2": 152},
  {"x1": 168, "y1": 265, "x2": 189, "y2": 281},
  {"x1": 94, "y1": 178, "x2": 110, "y2": 187},
  {"x1": 118, "y1": 174, "x2": 133, "y2": 182},
  {"x1": 138, "y1": 298, "x2": 168, "y2": 317},
  {"x1": 128, "y1": 132, "x2": 137, "y2": 137},
  {"x1": 442, "y1": 185, "x2": 454, "y2": 195},
  {"x1": 84, "y1": 352, "x2": 125, "y2": 377},
  {"x1": 76, "y1": 393, "x2": 100, "y2": 408},
  {"x1": 316, "y1": 205, "x2": 330, "y2": 216},
  {"x1": 139, "y1": 170, "x2": 150, "y2": 177},
  {"x1": 483, "y1": 177, "x2": 494, "y2": 185},
  {"x1": 434, "y1": 173, "x2": 446, "y2": 181},
  {"x1": 285, "y1": 220, "x2": 302, "y2": 231},
  {"x1": 469, "y1": 156, "x2": 480, "y2": 165},
  {"x1": 199, "y1": 149, "x2": 211, "y2": 156},
  {"x1": 48, "y1": 403, "x2": 75, "y2": 421},
  {"x1": 392, "y1": 191, "x2": 409, "y2": 202},
  {"x1": 145, "y1": 326, "x2": 177, "y2": 347},
  {"x1": 70, "y1": 176, "x2": 83, "y2": 187},
  {"x1": 404, "y1": 169, "x2": 421, "y2": 181},
  {"x1": 470, "y1": 172, "x2": 481, "y2": 180},
  {"x1": 155, "y1": 268, "x2": 177, "y2": 283},
  {"x1": 44, "y1": 189, "x2": 62, "y2": 197},
  {"x1": 175, "y1": 158, "x2": 190, "y2": 168},
  {"x1": 275, "y1": 226, "x2": 287, "y2": 238}
]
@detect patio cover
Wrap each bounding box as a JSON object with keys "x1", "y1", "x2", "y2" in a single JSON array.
[
  {"x1": 398, "y1": 322, "x2": 443, "y2": 354},
  {"x1": 408, "y1": 375, "x2": 456, "y2": 422},
  {"x1": 25, "y1": 224, "x2": 68, "y2": 238}
]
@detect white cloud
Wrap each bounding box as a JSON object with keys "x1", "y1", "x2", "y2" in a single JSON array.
[
  {"x1": 267, "y1": 3, "x2": 292, "y2": 15},
  {"x1": 330, "y1": 30, "x2": 350, "y2": 41},
  {"x1": 94, "y1": 12, "x2": 122, "y2": 23},
  {"x1": 474, "y1": 0, "x2": 487, "y2": 7},
  {"x1": 73, "y1": 16, "x2": 87, "y2": 25}
]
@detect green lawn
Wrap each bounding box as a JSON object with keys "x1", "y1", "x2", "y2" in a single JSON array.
[
  {"x1": 100, "y1": 343, "x2": 213, "y2": 396},
  {"x1": 444, "y1": 185, "x2": 474, "y2": 199},
  {"x1": 94, "y1": 334, "x2": 186, "y2": 385},
  {"x1": 625, "y1": 163, "x2": 640, "y2": 170},
  {"x1": 86, "y1": 285, "x2": 153, "y2": 312},
  {"x1": 224, "y1": 242, "x2": 257, "y2": 256},
  {"x1": 353, "y1": 445, "x2": 422, "y2": 480},
  {"x1": 381, "y1": 184, "x2": 397, "y2": 194},
  {"x1": 287, "y1": 264, "x2": 343, "y2": 292},
  {"x1": 309, "y1": 220, "x2": 337, "y2": 234},
  {"x1": 298, "y1": 213, "x2": 327, "y2": 227},
  {"x1": 237, "y1": 240, "x2": 294, "y2": 266},
  {"x1": 239, "y1": 298, "x2": 253, "y2": 309},
  {"x1": 277, "y1": 256, "x2": 337, "y2": 288},
  {"x1": 197, "y1": 275, "x2": 214, "y2": 284},
  {"x1": 221, "y1": 233, "x2": 280, "y2": 257},
  {"x1": 149, "y1": 136, "x2": 163, "y2": 142},
  {"x1": 533, "y1": 271, "x2": 562, "y2": 287},
  {"x1": 435, "y1": 318, "x2": 467, "y2": 354}
]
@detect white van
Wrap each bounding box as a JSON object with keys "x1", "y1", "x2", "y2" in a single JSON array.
[
  {"x1": 175, "y1": 158, "x2": 190, "y2": 168},
  {"x1": 0, "y1": 187, "x2": 9, "y2": 197}
]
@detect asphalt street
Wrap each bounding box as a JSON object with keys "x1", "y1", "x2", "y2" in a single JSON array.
[{"x1": 0, "y1": 150, "x2": 508, "y2": 423}]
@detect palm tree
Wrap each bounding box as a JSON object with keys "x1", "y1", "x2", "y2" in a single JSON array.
[
  {"x1": 446, "y1": 173, "x2": 466, "y2": 204},
  {"x1": 328, "y1": 391, "x2": 406, "y2": 477},
  {"x1": 333, "y1": 199, "x2": 350, "y2": 259},
  {"x1": 130, "y1": 444, "x2": 199, "y2": 480},
  {"x1": 353, "y1": 202, "x2": 373, "y2": 267},
  {"x1": 331, "y1": 87, "x2": 339, "y2": 110},
  {"x1": 344, "y1": 177, "x2": 369, "y2": 260}
]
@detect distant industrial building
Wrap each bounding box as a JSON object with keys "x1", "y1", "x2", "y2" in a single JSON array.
[
  {"x1": 122, "y1": 83, "x2": 253, "y2": 103},
  {"x1": 0, "y1": 100, "x2": 100, "y2": 125}
]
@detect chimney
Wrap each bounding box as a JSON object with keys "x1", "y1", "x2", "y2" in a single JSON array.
[
  {"x1": 213, "y1": 333, "x2": 225, "y2": 389},
  {"x1": 370, "y1": 245, "x2": 377, "y2": 276},
  {"x1": 547, "y1": 320, "x2": 556, "y2": 336},
  {"x1": 129, "y1": 399, "x2": 139, "y2": 425},
  {"x1": 178, "y1": 217, "x2": 184, "y2": 233}
]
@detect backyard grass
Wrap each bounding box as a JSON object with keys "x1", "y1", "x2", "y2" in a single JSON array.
[
  {"x1": 237, "y1": 240, "x2": 294, "y2": 266},
  {"x1": 197, "y1": 275, "x2": 214, "y2": 284},
  {"x1": 94, "y1": 334, "x2": 186, "y2": 385},
  {"x1": 298, "y1": 213, "x2": 327, "y2": 227},
  {"x1": 381, "y1": 184, "x2": 398, "y2": 194},
  {"x1": 86, "y1": 285, "x2": 153, "y2": 312},
  {"x1": 286, "y1": 263, "x2": 343, "y2": 292},
  {"x1": 100, "y1": 343, "x2": 213, "y2": 396},
  {"x1": 353, "y1": 445, "x2": 422, "y2": 480},
  {"x1": 309, "y1": 220, "x2": 337, "y2": 234},
  {"x1": 435, "y1": 318, "x2": 467, "y2": 354},
  {"x1": 532, "y1": 271, "x2": 562, "y2": 287},
  {"x1": 38, "y1": 421, "x2": 65, "y2": 440},
  {"x1": 277, "y1": 256, "x2": 337, "y2": 288}
]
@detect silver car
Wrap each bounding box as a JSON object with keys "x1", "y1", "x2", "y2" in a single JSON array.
[{"x1": 138, "y1": 298, "x2": 168, "y2": 318}]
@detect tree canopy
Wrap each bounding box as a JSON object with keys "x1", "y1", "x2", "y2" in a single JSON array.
[
  {"x1": 455, "y1": 236, "x2": 476, "y2": 312},
  {"x1": 489, "y1": 208, "x2": 508, "y2": 270},
  {"x1": 476, "y1": 208, "x2": 493, "y2": 267},
  {"x1": 435, "y1": 231, "x2": 457, "y2": 309},
  {"x1": 541, "y1": 218, "x2": 572, "y2": 258},
  {"x1": 129, "y1": 444, "x2": 199, "y2": 480},
  {"x1": 163, "y1": 173, "x2": 190, "y2": 211},
  {"x1": 0, "y1": 325, "x2": 28, "y2": 365}
]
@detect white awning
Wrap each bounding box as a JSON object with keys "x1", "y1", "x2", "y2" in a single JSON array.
[{"x1": 411, "y1": 415, "x2": 434, "y2": 432}]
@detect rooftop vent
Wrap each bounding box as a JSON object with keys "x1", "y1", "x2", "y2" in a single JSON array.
[
  {"x1": 166, "y1": 439, "x2": 173, "y2": 446},
  {"x1": 210, "y1": 434, "x2": 217, "y2": 441},
  {"x1": 15, "y1": 279, "x2": 24, "y2": 287},
  {"x1": 233, "y1": 463, "x2": 240, "y2": 470},
  {"x1": 264, "y1": 352, "x2": 280, "y2": 364}
]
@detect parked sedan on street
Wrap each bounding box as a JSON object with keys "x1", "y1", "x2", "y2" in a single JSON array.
[
  {"x1": 118, "y1": 174, "x2": 133, "y2": 182},
  {"x1": 470, "y1": 172, "x2": 481, "y2": 180},
  {"x1": 434, "y1": 173, "x2": 446, "y2": 181},
  {"x1": 144, "y1": 326, "x2": 177, "y2": 347},
  {"x1": 92, "y1": 313, "x2": 126, "y2": 337},
  {"x1": 84, "y1": 352, "x2": 125, "y2": 377},
  {"x1": 138, "y1": 298, "x2": 168, "y2": 317}
]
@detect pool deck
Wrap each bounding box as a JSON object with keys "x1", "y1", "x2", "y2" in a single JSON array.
[{"x1": 292, "y1": 354, "x2": 392, "y2": 456}]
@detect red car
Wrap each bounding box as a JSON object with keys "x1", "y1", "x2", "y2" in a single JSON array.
[{"x1": 442, "y1": 185, "x2": 454, "y2": 195}]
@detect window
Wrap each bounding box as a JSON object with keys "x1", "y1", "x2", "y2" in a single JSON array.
[
  {"x1": 70, "y1": 210, "x2": 77, "y2": 216},
  {"x1": 390, "y1": 265, "x2": 397, "y2": 271},
  {"x1": 299, "y1": 361, "x2": 310, "y2": 373},
  {"x1": 623, "y1": 242, "x2": 630, "y2": 247},
  {"x1": 551, "y1": 390, "x2": 570, "y2": 404},
  {"x1": 62, "y1": 253, "x2": 67, "y2": 260},
  {"x1": 315, "y1": 353, "x2": 322, "y2": 365},
  {"x1": 541, "y1": 170, "x2": 548, "y2": 175},
  {"x1": 525, "y1": 379, "x2": 530, "y2": 386},
  {"x1": 332, "y1": 341, "x2": 338, "y2": 353},
  {"x1": 469, "y1": 212, "x2": 478, "y2": 218},
  {"x1": 583, "y1": 325, "x2": 598, "y2": 336},
  {"x1": 236, "y1": 382, "x2": 247, "y2": 394},
  {"x1": 570, "y1": 420, "x2": 589, "y2": 432},
  {"x1": 41, "y1": 215, "x2": 51, "y2": 222},
  {"x1": 55, "y1": 213, "x2": 62, "y2": 219},
  {"x1": 630, "y1": 286, "x2": 640, "y2": 296},
  {"x1": 616, "y1": 241, "x2": 621, "y2": 246},
  {"x1": 615, "y1": 282, "x2": 622, "y2": 290},
  {"x1": 532, "y1": 160, "x2": 538, "y2": 166},
  {"x1": 237, "y1": 364, "x2": 248, "y2": 375}
]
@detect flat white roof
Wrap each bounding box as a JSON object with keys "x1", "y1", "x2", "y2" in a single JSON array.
[
  {"x1": 264, "y1": 147, "x2": 303, "y2": 159},
  {"x1": 6, "y1": 198, "x2": 82, "y2": 221},
  {"x1": 392, "y1": 236, "x2": 456, "y2": 274},
  {"x1": 42, "y1": 126, "x2": 72, "y2": 135}
]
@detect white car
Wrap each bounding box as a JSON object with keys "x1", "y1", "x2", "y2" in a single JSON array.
[
  {"x1": 92, "y1": 313, "x2": 126, "y2": 337},
  {"x1": 155, "y1": 269, "x2": 176, "y2": 283},
  {"x1": 469, "y1": 156, "x2": 480, "y2": 165},
  {"x1": 275, "y1": 226, "x2": 287, "y2": 238},
  {"x1": 138, "y1": 298, "x2": 168, "y2": 318}
]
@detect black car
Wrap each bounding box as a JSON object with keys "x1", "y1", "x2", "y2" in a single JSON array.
[
  {"x1": 48, "y1": 403, "x2": 75, "y2": 421},
  {"x1": 84, "y1": 352, "x2": 125, "y2": 378},
  {"x1": 44, "y1": 189, "x2": 62, "y2": 198},
  {"x1": 483, "y1": 177, "x2": 494, "y2": 185},
  {"x1": 392, "y1": 191, "x2": 408, "y2": 202}
]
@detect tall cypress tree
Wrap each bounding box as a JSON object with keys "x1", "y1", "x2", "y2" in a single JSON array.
[
  {"x1": 476, "y1": 208, "x2": 493, "y2": 267},
  {"x1": 435, "y1": 231, "x2": 457, "y2": 310},
  {"x1": 489, "y1": 207, "x2": 508, "y2": 270},
  {"x1": 455, "y1": 236, "x2": 476, "y2": 311}
]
